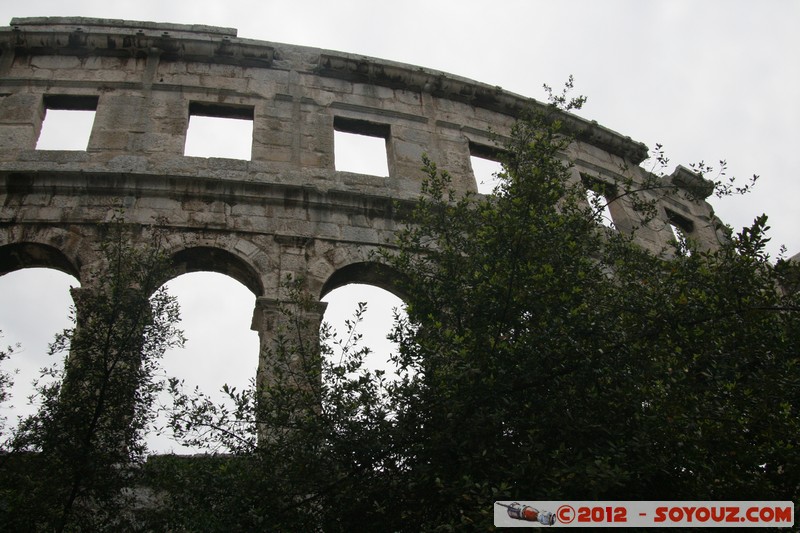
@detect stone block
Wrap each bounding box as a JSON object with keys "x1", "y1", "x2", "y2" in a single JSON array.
[
  {"x1": 30, "y1": 55, "x2": 82, "y2": 70},
  {"x1": 0, "y1": 93, "x2": 43, "y2": 123},
  {"x1": 0, "y1": 125, "x2": 38, "y2": 150}
]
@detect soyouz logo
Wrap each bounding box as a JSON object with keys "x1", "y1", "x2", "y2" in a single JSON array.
[
  {"x1": 493, "y1": 501, "x2": 794, "y2": 528},
  {"x1": 495, "y1": 502, "x2": 556, "y2": 525}
]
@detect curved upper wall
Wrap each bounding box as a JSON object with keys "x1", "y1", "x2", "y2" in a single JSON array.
[
  {"x1": 0, "y1": 16, "x2": 724, "y2": 271},
  {"x1": 2, "y1": 16, "x2": 647, "y2": 161}
]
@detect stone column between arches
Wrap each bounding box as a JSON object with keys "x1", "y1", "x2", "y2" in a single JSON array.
[
  {"x1": 58, "y1": 277, "x2": 154, "y2": 456},
  {"x1": 250, "y1": 295, "x2": 328, "y2": 441}
]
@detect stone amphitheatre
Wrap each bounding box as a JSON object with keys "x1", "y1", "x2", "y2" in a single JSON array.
[{"x1": 0, "y1": 17, "x2": 727, "y2": 390}]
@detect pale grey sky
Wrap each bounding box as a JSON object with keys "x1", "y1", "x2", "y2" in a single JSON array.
[{"x1": 1, "y1": 0, "x2": 798, "y2": 453}]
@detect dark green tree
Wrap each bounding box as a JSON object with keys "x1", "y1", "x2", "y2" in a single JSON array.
[
  {"x1": 0, "y1": 221, "x2": 184, "y2": 532},
  {"x1": 155, "y1": 86, "x2": 799, "y2": 531},
  {"x1": 376, "y1": 93, "x2": 799, "y2": 527}
]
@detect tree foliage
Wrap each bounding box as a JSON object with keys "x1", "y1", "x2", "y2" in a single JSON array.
[
  {"x1": 383, "y1": 160, "x2": 798, "y2": 521},
  {"x1": 358, "y1": 98, "x2": 797, "y2": 527}
]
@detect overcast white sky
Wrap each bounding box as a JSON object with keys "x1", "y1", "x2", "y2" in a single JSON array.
[{"x1": 1, "y1": 0, "x2": 798, "y2": 453}]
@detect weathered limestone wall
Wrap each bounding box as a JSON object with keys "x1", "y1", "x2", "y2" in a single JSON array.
[{"x1": 0, "y1": 17, "x2": 727, "y2": 390}]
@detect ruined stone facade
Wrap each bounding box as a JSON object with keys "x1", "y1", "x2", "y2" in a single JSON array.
[{"x1": 0, "y1": 17, "x2": 725, "y2": 388}]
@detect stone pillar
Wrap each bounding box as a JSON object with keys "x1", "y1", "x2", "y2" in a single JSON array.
[
  {"x1": 87, "y1": 93, "x2": 149, "y2": 154},
  {"x1": 57, "y1": 280, "x2": 150, "y2": 458},
  {"x1": 0, "y1": 92, "x2": 45, "y2": 150},
  {"x1": 251, "y1": 296, "x2": 328, "y2": 388},
  {"x1": 250, "y1": 296, "x2": 328, "y2": 441}
]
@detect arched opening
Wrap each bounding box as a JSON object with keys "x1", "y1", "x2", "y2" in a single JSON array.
[
  {"x1": 172, "y1": 246, "x2": 263, "y2": 297},
  {"x1": 320, "y1": 263, "x2": 408, "y2": 382},
  {"x1": 0, "y1": 267, "x2": 78, "y2": 435},
  {"x1": 0, "y1": 242, "x2": 80, "y2": 279},
  {"x1": 150, "y1": 271, "x2": 260, "y2": 455},
  {"x1": 322, "y1": 283, "x2": 405, "y2": 380},
  {"x1": 320, "y1": 261, "x2": 407, "y2": 301}
]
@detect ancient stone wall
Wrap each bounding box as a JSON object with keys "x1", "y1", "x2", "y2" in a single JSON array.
[{"x1": 0, "y1": 17, "x2": 726, "y2": 389}]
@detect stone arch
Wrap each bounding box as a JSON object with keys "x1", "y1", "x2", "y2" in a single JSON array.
[
  {"x1": 320, "y1": 261, "x2": 408, "y2": 301},
  {"x1": 169, "y1": 246, "x2": 264, "y2": 297},
  {"x1": 0, "y1": 242, "x2": 81, "y2": 279}
]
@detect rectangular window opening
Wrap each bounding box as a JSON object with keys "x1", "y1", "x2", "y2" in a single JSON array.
[
  {"x1": 469, "y1": 143, "x2": 504, "y2": 194},
  {"x1": 666, "y1": 209, "x2": 694, "y2": 252},
  {"x1": 184, "y1": 102, "x2": 254, "y2": 160},
  {"x1": 36, "y1": 95, "x2": 99, "y2": 151},
  {"x1": 333, "y1": 116, "x2": 390, "y2": 177},
  {"x1": 582, "y1": 176, "x2": 615, "y2": 228},
  {"x1": 666, "y1": 209, "x2": 694, "y2": 235}
]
